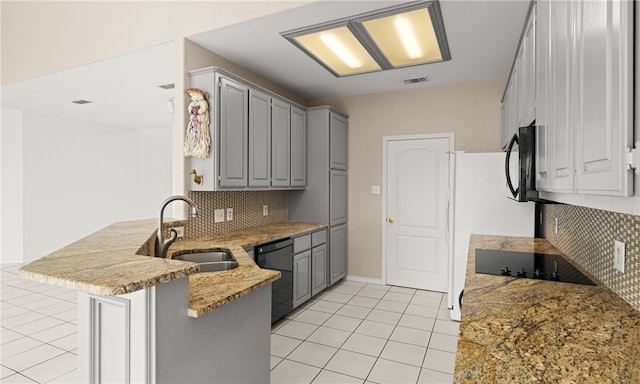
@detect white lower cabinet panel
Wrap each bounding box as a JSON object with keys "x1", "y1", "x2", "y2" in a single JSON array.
[
  {"x1": 78, "y1": 288, "x2": 151, "y2": 384},
  {"x1": 78, "y1": 278, "x2": 272, "y2": 384}
]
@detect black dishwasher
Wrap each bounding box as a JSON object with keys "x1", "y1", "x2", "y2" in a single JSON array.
[{"x1": 255, "y1": 238, "x2": 293, "y2": 324}]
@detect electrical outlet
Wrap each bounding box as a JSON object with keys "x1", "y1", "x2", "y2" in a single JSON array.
[
  {"x1": 226, "y1": 208, "x2": 233, "y2": 221},
  {"x1": 173, "y1": 226, "x2": 185, "y2": 239},
  {"x1": 263, "y1": 205, "x2": 268, "y2": 216},
  {"x1": 371, "y1": 185, "x2": 381, "y2": 195},
  {"x1": 214, "y1": 209, "x2": 225, "y2": 223},
  {"x1": 554, "y1": 218, "x2": 559, "y2": 235},
  {"x1": 614, "y1": 240, "x2": 626, "y2": 273}
]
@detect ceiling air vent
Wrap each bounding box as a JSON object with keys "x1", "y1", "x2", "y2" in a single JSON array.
[
  {"x1": 71, "y1": 99, "x2": 92, "y2": 104},
  {"x1": 403, "y1": 77, "x2": 429, "y2": 85},
  {"x1": 158, "y1": 83, "x2": 175, "y2": 90}
]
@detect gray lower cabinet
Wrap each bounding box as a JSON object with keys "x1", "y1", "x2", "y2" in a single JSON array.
[
  {"x1": 293, "y1": 250, "x2": 311, "y2": 308},
  {"x1": 311, "y1": 244, "x2": 327, "y2": 296},
  {"x1": 329, "y1": 224, "x2": 347, "y2": 285},
  {"x1": 292, "y1": 229, "x2": 328, "y2": 307}
]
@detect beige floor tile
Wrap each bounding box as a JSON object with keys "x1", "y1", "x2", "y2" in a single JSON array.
[
  {"x1": 422, "y1": 349, "x2": 456, "y2": 374},
  {"x1": 271, "y1": 359, "x2": 320, "y2": 384},
  {"x1": 418, "y1": 368, "x2": 454, "y2": 384},
  {"x1": 367, "y1": 358, "x2": 421, "y2": 384},
  {"x1": 287, "y1": 341, "x2": 338, "y2": 368},
  {"x1": 20, "y1": 352, "x2": 76, "y2": 384},
  {"x1": 379, "y1": 340, "x2": 427, "y2": 367},
  {"x1": 312, "y1": 369, "x2": 364, "y2": 383},
  {"x1": 323, "y1": 314, "x2": 362, "y2": 332},
  {"x1": 325, "y1": 350, "x2": 376, "y2": 380},
  {"x1": 341, "y1": 333, "x2": 387, "y2": 357},
  {"x1": 307, "y1": 326, "x2": 351, "y2": 348}
]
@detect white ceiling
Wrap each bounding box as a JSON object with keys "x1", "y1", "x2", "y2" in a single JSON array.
[
  {"x1": 1, "y1": 43, "x2": 176, "y2": 130},
  {"x1": 188, "y1": 0, "x2": 531, "y2": 100},
  {"x1": 1, "y1": 0, "x2": 530, "y2": 130}
]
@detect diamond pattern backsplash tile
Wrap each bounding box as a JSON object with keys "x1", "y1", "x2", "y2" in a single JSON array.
[
  {"x1": 542, "y1": 204, "x2": 640, "y2": 311},
  {"x1": 181, "y1": 191, "x2": 288, "y2": 238}
]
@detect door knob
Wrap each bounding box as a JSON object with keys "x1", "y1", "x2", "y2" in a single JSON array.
[{"x1": 387, "y1": 218, "x2": 394, "y2": 223}]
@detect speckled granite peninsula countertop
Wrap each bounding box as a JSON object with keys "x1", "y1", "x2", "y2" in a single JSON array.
[
  {"x1": 19, "y1": 219, "x2": 327, "y2": 318},
  {"x1": 454, "y1": 234, "x2": 640, "y2": 383}
]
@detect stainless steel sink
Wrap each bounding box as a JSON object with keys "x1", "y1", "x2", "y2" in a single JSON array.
[{"x1": 172, "y1": 249, "x2": 239, "y2": 272}]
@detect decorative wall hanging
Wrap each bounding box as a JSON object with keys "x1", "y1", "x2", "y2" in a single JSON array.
[{"x1": 183, "y1": 88, "x2": 211, "y2": 159}]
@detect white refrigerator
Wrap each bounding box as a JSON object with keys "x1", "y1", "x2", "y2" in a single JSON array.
[{"x1": 448, "y1": 152, "x2": 535, "y2": 321}]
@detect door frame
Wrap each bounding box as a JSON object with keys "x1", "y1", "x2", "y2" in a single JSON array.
[{"x1": 381, "y1": 133, "x2": 455, "y2": 287}]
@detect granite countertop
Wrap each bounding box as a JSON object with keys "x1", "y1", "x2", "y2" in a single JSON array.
[
  {"x1": 454, "y1": 234, "x2": 640, "y2": 383},
  {"x1": 168, "y1": 222, "x2": 327, "y2": 318},
  {"x1": 19, "y1": 219, "x2": 327, "y2": 318}
]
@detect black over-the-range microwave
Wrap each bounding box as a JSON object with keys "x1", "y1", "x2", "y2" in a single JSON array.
[{"x1": 505, "y1": 122, "x2": 544, "y2": 202}]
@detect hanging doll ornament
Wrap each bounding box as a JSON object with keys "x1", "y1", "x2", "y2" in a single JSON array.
[{"x1": 183, "y1": 88, "x2": 211, "y2": 159}]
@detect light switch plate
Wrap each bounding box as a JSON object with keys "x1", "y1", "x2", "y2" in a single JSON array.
[
  {"x1": 214, "y1": 209, "x2": 225, "y2": 223},
  {"x1": 263, "y1": 205, "x2": 268, "y2": 216},
  {"x1": 614, "y1": 240, "x2": 625, "y2": 273},
  {"x1": 226, "y1": 208, "x2": 233, "y2": 221}
]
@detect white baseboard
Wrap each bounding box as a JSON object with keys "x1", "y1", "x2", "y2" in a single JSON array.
[{"x1": 345, "y1": 275, "x2": 385, "y2": 286}]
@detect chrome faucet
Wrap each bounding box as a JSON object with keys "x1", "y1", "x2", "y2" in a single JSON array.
[{"x1": 155, "y1": 195, "x2": 199, "y2": 258}]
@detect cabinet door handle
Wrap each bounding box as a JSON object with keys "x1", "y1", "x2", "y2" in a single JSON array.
[{"x1": 387, "y1": 218, "x2": 394, "y2": 224}]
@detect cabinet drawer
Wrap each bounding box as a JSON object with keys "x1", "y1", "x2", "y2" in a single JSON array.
[
  {"x1": 293, "y1": 234, "x2": 311, "y2": 253},
  {"x1": 312, "y1": 230, "x2": 327, "y2": 247}
]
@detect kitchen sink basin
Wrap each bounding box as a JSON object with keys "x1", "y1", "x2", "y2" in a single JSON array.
[{"x1": 172, "y1": 249, "x2": 239, "y2": 273}]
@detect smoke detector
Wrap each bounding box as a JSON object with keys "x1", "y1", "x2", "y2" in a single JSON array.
[{"x1": 71, "y1": 99, "x2": 92, "y2": 104}]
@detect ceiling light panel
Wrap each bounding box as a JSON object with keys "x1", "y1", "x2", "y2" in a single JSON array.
[
  {"x1": 282, "y1": 0, "x2": 451, "y2": 77},
  {"x1": 361, "y1": 8, "x2": 443, "y2": 67},
  {"x1": 293, "y1": 26, "x2": 381, "y2": 76}
]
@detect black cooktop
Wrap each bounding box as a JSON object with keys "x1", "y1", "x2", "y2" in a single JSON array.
[{"x1": 475, "y1": 249, "x2": 595, "y2": 285}]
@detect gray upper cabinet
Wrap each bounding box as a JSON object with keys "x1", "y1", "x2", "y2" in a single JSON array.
[
  {"x1": 187, "y1": 67, "x2": 306, "y2": 191},
  {"x1": 516, "y1": 7, "x2": 535, "y2": 128},
  {"x1": 219, "y1": 76, "x2": 249, "y2": 188},
  {"x1": 548, "y1": 0, "x2": 575, "y2": 193},
  {"x1": 272, "y1": 99, "x2": 291, "y2": 188},
  {"x1": 533, "y1": 0, "x2": 634, "y2": 200},
  {"x1": 248, "y1": 88, "x2": 271, "y2": 188},
  {"x1": 535, "y1": 0, "x2": 551, "y2": 191},
  {"x1": 329, "y1": 113, "x2": 348, "y2": 170},
  {"x1": 573, "y1": 0, "x2": 634, "y2": 196},
  {"x1": 290, "y1": 106, "x2": 307, "y2": 188}
]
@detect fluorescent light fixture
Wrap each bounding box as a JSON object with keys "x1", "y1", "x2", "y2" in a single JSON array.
[
  {"x1": 282, "y1": 1, "x2": 450, "y2": 77},
  {"x1": 293, "y1": 26, "x2": 380, "y2": 76}
]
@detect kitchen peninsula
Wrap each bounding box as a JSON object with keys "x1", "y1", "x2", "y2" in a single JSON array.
[
  {"x1": 19, "y1": 219, "x2": 326, "y2": 384},
  {"x1": 454, "y1": 235, "x2": 640, "y2": 383}
]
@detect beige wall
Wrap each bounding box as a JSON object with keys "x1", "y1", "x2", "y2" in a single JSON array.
[
  {"x1": 1, "y1": 1, "x2": 308, "y2": 86},
  {"x1": 313, "y1": 77, "x2": 506, "y2": 280},
  {"x1": 185, "y1": 40, "x2": 309, "y2": 106}
]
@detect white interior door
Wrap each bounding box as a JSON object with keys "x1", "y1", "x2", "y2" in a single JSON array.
[{"x1": 385, "y1": 136, "x2": 451, "y2": 291}]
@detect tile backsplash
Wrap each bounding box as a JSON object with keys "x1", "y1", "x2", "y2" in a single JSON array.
[
  {"x1": 181, "y1": 191, "x2": 288, "y2": 238},
  {"x1": 542, "y1": 203, "x2": 640, "y2": 311}
]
